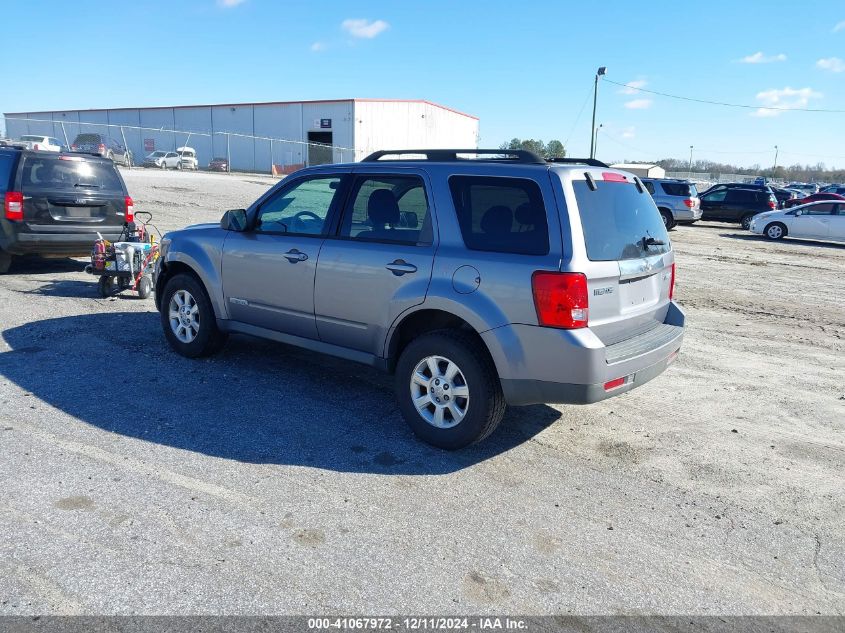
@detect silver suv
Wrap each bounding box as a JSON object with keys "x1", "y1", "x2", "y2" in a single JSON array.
[
  {"x1": 154, "y1": 150, "x2": 685, "y2": 449},
  {"x1": 642, "y1": 178, "x2": 701, "y2": 230}
]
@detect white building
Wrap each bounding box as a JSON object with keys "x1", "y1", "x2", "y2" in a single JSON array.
[
  {"x1": 610, "y1": 163, "x2": 666, "y2": 179},
  {"x1": 3, "y1": 99, "x2": 479, "y2": 173}
]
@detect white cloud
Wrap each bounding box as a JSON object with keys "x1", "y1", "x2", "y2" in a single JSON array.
[
  {"x1": 816, "y1": 56, "x2": 845, "y2": 72},
  {"x1": 217, "y1": 0, "x2": 246, "y2": 7},
  {"x1": 752, "y1": 86, "x2": 822, "y2": 117},
  {"x1": 619, "y1": 80, "x2": 646, "y2": 95},
  {"x1": 739, "y1": 51, "x2": 787, "y2": 64},
  {"x1": 310, "y1": 41, "x2": 327, "y2": 52},
  {"x1": 341, "y1": 18, "x2": 390, "y2": 39},
  {"x1": 833, "y1": 20, "x2": 845, "y2": 32},
  {"x1": 624, "y1": 99, "x2": 652, "y2": 110}
]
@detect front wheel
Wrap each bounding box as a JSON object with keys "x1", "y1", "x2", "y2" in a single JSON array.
[
  {"x1": 160, "y1": 273, "x2": 227, "y2": 357},
  {"x1": 394, "y1": 330, "x2": 506, "y2": 450},
  {"x1": 740, "y1": 214, "x2": 755, "y2": 231},
  {"x1": 764, "y1": 222, "x2": 786, "y2": 240},
  {"x1": 659, "y1": 210, "x2": 676, "y2": 230}
]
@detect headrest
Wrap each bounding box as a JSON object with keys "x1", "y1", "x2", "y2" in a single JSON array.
[
  {"x1": 480, "y1": 205, "x2": 513, "y2": 236},
  {"x1": 367, "y1": 189, "x2": 400, "y2": 226}
]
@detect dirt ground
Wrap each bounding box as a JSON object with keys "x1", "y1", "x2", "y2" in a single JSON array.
[{"x1": 0, "y1": 167, "x2": 842, "y2": 615}]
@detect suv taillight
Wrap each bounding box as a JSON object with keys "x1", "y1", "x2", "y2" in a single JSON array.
[
  {"x1": 125, "y1": 196, "x2": 134, "y2": 223},
  {"x1": 4, "y1": 191, "x2": 23, "y2": 221},
  {"x1": 532, "y1": 272, "x2": 589, "y2": 329},
  {"x1": 669, "y1": 263, "x2": 676, "y2": 300},
  {"x1": 768, "y1": 199, "x2": 776, "y2": 209},
  {"x1": 683, "y1": 198, "x2": 694, "y2": 208},
  {"x1": 71, "y1": 144, "x2": 77, "y2": 150},
  {"x1": 98, "y1": 143, "x2": 106, "y2": 152}
]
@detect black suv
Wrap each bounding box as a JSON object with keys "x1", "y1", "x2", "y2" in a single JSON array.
[
  {"x1": 699, "y1": 185, "x2": 777, "y2": 229},
  {"x1": 71, "y1": 133, "x2": 133, "y2": 166},
  {"x1": 0, "y1": 148, "x2": 133, "y2": 273}
]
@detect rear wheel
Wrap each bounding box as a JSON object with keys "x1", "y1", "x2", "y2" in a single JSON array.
[
  {"x1": 97, "y1": 275, "x2": 116, "y2": 297},
  {"x1": 659, "y1": 209, "x2": 676, "y2": 230},
  {"x1": 740, "y1": 214, "x2": 755, "y2": 231},
  {"x1": 394, "y1": 330, "x2": 506, "y2": 450},
  {"x1": 137, "y1": 276, "x2": 152, "y2": 299},
  {"x1": 764, "y1": 222, "x2": 787, "y2": 240},
  {"x1": 0, "y1": 248, "x2": 12, "y2": 274},
  {"x1": 161, "y1": 273, "x2": 227, "y2": 357},
  {"x1": 160, "y1": 161, "x2": 166, "y2": 170}
]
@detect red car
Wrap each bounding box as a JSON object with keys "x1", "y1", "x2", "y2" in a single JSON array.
[
  {"x1": 208, "y1": 157, "x2": 229, "y2": 172},
  {"x1": 784, "y1": 192, "x2": 845, "y2": 208}
]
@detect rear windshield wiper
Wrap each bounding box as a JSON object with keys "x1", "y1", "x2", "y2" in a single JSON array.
[
  {"x1": 73, "y1": 183, "x2": 100, "y2": 188},
  {"x1": 642, "y1": 237, "x2": 666, "y2": 247}
]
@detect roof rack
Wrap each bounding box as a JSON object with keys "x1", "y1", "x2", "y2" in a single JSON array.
[
  {"x1": 361, "y1": 149, "x2": 546, "y2": 164},
  {"x1": 546, "y1": 157, "x2": 609, "y2": 168}
]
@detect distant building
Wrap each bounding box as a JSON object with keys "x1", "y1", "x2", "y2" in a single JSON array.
[
  {"x1": 611, "y1": 163, "x2": 666, "y2": 179},
  {"x1": 4, "y1": 99, "x2": 479, "y2": 172}
]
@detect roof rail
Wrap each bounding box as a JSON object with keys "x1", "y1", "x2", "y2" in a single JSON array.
[
  {"x1": 546, "y1": 157, "x2": 610, "y2": 168},
  {"x1": 361, "y1": 149, "x2": 546, "y2": 164}
]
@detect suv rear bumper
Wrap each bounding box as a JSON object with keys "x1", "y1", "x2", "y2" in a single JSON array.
[
  {"x1": 1, "y1": 228, "x2": 124, "y2": 256},
  {"x1": 486, "y1": 302, "x2": 685, "y2": 406},
  {"x1": 675, "y1": 207, "x2": 702, "y2": 222}
]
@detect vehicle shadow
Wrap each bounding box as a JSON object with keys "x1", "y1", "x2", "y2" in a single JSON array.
[
  {"x1": 8, "y1": 256, "x2": 86, "y2": 275},
  {"x1": 718, "y1": 233, "x2": 845, "y2": 250},
  {"x1": 0, "y1": 312, "x2": 562, "y2": 475}
]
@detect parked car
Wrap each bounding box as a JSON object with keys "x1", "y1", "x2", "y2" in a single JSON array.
[
  {"x1": 699, "y1": 186, "x2": 777, "y2": 229},
  {"x1": 143, "y1": 151, "x2": 180, "y2": 169},
  {"x1": 783, "y1": 192, "x2": 845, "y2": 209},
  {"x1": 208, "y1": 157, "x2": 229, "y2": 172},
  {"x1": 820, "y1": 184, "x2": 845, "y2": 196},
  {"x1": 641, "y1": 178, "x2": 701, "y2": 229},
  {"x1": 750, "y1": 201, "x2": 845, "y2": 243},
  {"x1": 0, "y1": 147, "x2": 133, "y2": 273},
  {"x1": 15, "y1": 135, "x2": 63, "y2": 152},
  {"x1": 71, "y1": 133, "x2": 133, "y2": 166},
  {"x1": 175, "y1": 146, "x2": 198, "y2": 170},
  {"x1": 699, "y1": 182, "x2": 774, "y2": 197},
  {"x1": 786, "y1": 183, "x2": 819, "y2": 197},
  {"x1": 771, "y1": 186, "x2": 798, "y2": 208},
  {"x1": 154, "y1": 149, "x2": 684, "y2": 449}
]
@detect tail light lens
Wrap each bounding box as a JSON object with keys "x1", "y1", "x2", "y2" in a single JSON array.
[
  {"x1": 33, "y1": 144, "x2": 40, "y2": 151},
  {"x1": 125, "y1": 196, "x2": 134, "y2": 223},
  {"x1": 683, "y1": 198, "x2": 694, "y2": 208},
  {"x1": 669, "y1": 263, "x2": 676, "y2": 300},
  {"x1": 532, "y1": 272, "x2": 589, "y2": 329},
  {"x1": 5, "y1": 192, "x2": 24, "y2": 221},
  {"x1": 71, "y1": 144, "x2": 77, "y2": 151},
  {"x1": 98, "y1": 144, "x2": 106, "y2": 152},
  {"x1": 768, "y1": 200, "x2": 776, "y2": 209}
]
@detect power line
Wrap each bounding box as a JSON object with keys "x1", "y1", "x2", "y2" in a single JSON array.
[
  {"x1": 563, "y1": 81, "x2": 594, "y2": 148},
  {"x1": 604, "y1": 78, "x2": 845, "y2": 113}
]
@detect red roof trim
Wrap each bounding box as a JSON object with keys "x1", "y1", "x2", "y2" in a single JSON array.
[{"x1": 5, "y1": 99, "x2": 478, "y2": 120}]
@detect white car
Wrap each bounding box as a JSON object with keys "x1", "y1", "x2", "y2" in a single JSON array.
[
  {"x1": 16, "y1": 135, "x2": 63, "y2": 152},
  {"x1": 749, "y1": 201, "x2": 845, "y2": 244},
  {"x1": 144, "y1": 151, "x2": 181, "y2": 169}
]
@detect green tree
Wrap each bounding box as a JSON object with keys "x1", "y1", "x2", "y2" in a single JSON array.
[{"x1": 499, "y1": 138, "x2": 566, "y2": 159}]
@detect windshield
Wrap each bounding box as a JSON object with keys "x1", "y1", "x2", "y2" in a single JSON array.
[{"x1": 573, "y1": 179, "x2": 670, "y2": 261}]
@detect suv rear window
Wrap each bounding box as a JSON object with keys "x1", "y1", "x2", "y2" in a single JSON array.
[
  {"x1": 661, "y1": 182, "x2": 697, "y2": 197},
  {"x1": 573, "y1": 179, "x2": 670, "y2": 261},
  {"x1": 448, "y1": 176, "x2": 549, "y2": 255},
  {"x1": 73, "y1": 134, "x2": 103, "y2": 144},
  {"x1": 0, "y1": 154, "x2": 16, "y2": 193},
  {"x1": 21, "y1": 156, "x2": 124, "y2": 192}
]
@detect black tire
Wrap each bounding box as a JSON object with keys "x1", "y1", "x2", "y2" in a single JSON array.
[
  {"x1": 394, "y1": 330, "x2": 506, "y2": 450},
  {"x1": 137, "y1": 276, "x2": 152, "y2": 299},
  {"x1": 764, "y1": 222, "x2": 787, "y2": 241},
  {"x1": 97, "y1": 275, "x2": 116, "y2": 297},
  {"x1": 0, "y1": 248, "x2": 12, "y2": 274},
  {"x1": 740, "y1": 214, "x2": 754, "y2": 231},
  {"x1": 160, "y1": 161, "x2": 166, "y2": 170},
  {"x1": 659, "y1": 209, "x2": 676, "y2": 230},
  {"x1": 160, "y1": 273, "x2": 227, "y2": 358}
]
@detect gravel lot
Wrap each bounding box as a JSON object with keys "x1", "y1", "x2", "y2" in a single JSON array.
[{"x1": 0, "y1": 168, "x2": 843, "y2": 615}]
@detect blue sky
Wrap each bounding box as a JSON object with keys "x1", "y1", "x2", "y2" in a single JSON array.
[{"x1": 1, "y1": 0, "x2": 844, "y2": 168}]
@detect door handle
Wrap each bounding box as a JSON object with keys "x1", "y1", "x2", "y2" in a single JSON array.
[
  {"x1": 386, "y1": 259, "x2": 417, "y2": 276},
  {"x1": 283, "y1": 249, "x2": 308, "y2": 263}
]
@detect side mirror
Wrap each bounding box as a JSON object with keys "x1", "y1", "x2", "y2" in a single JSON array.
[
  {"x1": 794, "y1": 209, "x2": 802, "y2": 217},
  {"x1": 220, "y1": 209, "x2": 248, "y2": 231}
]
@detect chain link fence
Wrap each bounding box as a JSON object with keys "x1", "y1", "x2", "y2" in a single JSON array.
[{"x1": 2, "y1": 115, "x2": 359, "y2": 175}]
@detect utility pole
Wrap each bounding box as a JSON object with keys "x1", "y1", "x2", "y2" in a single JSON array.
[
  {"x1": 593, "y1": 124, "x2": 603, "y2": 158},
  {"x1": 773, "y1": 145, "x2": 779, "y2": 178},
  {"x1": 589, "y1": 66, "x2": 607, "y2": 159},
  {"x1": 688, "y1": 145, "x2": 694, "y2": 179}
]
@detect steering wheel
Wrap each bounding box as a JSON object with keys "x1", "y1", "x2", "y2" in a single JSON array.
[{"x1": 290, "y1": 210, "x2": 322, "y2": 230}]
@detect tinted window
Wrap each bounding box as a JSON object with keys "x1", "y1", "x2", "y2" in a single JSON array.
[
  {"x1": 339, "y1": 175, "x2": 432, "y2": 245},
  {"x1": 572, "y1": 179, "x2": 670, "y2": 261},
  {"x1": 74, "y1": 134, "x2": 102, "y2": 144},
  {"x1": 703, "y1": 189, "x2": 727, "y2": 202},
  {"x1": 448, "y1": 176, "x2": 549, "y2": 255},
  {"x1": 0, "y1": 154, "x2": 16, "y2": 192},
  {"x1": 255, "y1": 175, "x2": 341, "y2": 236},
  {"x1": 661, "y1": 182, "x2": 697, "y2": 197},
  {"x1": 643, "y1": 181, "x2": 656, "y2": 195},
  {"x1": 725, "y1": 190, "x2": 755, "y2": 204},
  {"x1": 21, "y1": 156, "x2": 123, "y2": 192},
  {"x1": 804, "y1": 203, "x2": 835, "y2": 215}
]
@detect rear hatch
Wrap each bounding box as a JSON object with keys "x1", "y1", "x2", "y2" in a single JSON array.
[
  {"x1": 71, "y1": 133, "x2": 105, "y2": 154},
  {"x1": 18, "y1": 154, "x2": 128, "y2": 230},
  {"x1": 570, "y1": 171, "x2": 674, "y2": 346},
  {"x1": 661, "y1": 180, "x2": 699, "y2": 211}
]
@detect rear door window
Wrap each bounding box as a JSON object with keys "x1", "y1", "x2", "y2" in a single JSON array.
[
  {"x1": 0, "y1": 154, "x2": 17, "y2": 193},
  {"x1": 572, "y1": 178, "x2": 670, "y2": 261},
  {"x1": 661, "y1": 182, "x2": 697, "y2": 197},
  {"x1": 448, "y1": 176, "x2": 549, "y2": 255},
  {"x1": 21, "y1": 156, "x2": 124, "y2": 192},
  {"x1": 725, "y1": 190, "x2": 755, "y2": 205},
  {"x1": 339, "y1": 175, "x2": 432, "y2": 245}
]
